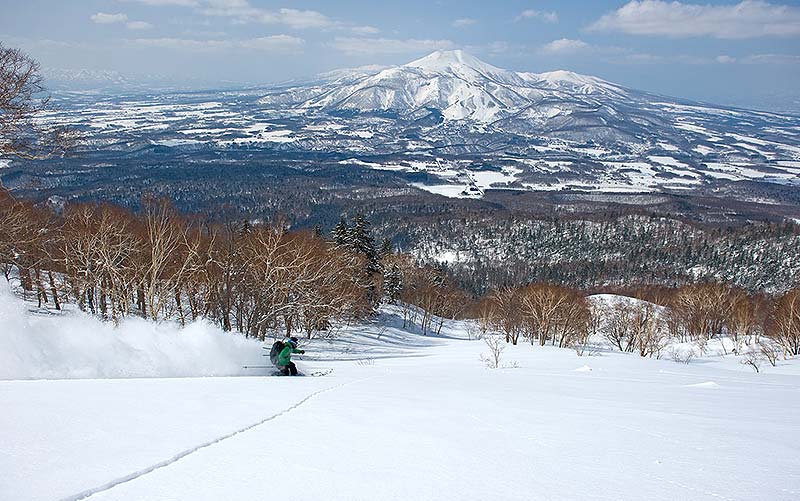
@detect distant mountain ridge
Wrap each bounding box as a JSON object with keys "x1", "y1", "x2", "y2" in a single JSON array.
[
  {"x1": 42, "y1": 68, "x2": 254, "y2": 93},
  {"x1": 44, "y1": 68, "x2": 131, "y2": 90}
]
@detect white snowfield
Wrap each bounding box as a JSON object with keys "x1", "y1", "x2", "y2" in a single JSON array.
[{"x1": 2, "y1": 289, "x2": 800, "y2": 500}]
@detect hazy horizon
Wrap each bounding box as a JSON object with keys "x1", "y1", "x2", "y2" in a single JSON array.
[{"x1": 3, "y1": 0, "x2": 800, "y2": 111}]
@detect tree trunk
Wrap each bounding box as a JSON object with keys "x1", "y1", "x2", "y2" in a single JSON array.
[
  {"x1": 87, "y1": 286, "x2": 96, "y2": 315},
  {"x1": 48, "y1": 271, "x2": 61, "y2": 310},
  {"x1": 137, "y1": 286, "x2": 146, "y2": 316}
]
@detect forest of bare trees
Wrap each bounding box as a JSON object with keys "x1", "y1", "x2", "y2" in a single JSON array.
[
  {"x1": 474, "y1": 281, "x2": 800, "y2": 362},
  {"x1": 0, "y1": 188, "x2": 474, "y2": 340},
  {"x1": 2, "y1": 184, "x2": 799, "y2": 361}
]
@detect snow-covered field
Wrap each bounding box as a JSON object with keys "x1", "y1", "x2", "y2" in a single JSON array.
[{"x1": 2, "y1": 288, "x2": 800, "y2": 500}]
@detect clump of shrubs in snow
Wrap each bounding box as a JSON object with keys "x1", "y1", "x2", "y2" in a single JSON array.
[{"x1": 468, "y1": 282, "x2": 800, "y2": 369}]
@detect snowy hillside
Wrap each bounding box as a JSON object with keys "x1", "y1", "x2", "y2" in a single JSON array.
[{"x1": 2, "y1": 286, "x2": 800, "y2": 500}]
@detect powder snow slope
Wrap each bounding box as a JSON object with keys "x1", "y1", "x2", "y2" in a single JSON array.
[
  {"x1": 3, "y1": 339, "x2": 799, "y2": 501},
  {"x1": 2, "y1": 292, "x2": 800, "y2": 500}
]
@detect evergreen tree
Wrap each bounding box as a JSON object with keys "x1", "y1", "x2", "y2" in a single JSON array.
[
  {"x1": 332, "y1": 217, "x2": 350, "y2": 246},
  {"x1": 383, "y1": 263, "x2": 402, "y2": 304},
  {"x1": 350, "y1": 214, "x2": 382, "y2": 308},
  {"x1": 240, "y1": 219, "x2": 253, "y2": 237},
  {"x1": 350, "y1": 214, "x2": 378, "y2": 270},
  {"x1": 379, "y1": 237, "x2": 393, "y2": 258}
]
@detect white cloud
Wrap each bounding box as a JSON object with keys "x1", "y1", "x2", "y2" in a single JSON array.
[
  {"x1": 238, "y1": 35, "x2": 305, "y2": 52},
  {"x1": 351, "y1": 25, "x2": 380, "y2": 35},
  {"x1": 486, "y1": 41, "x2": 510, "y2": 54},
  {"x1": 126, "y1": 21, "x2": 155, "y2": 30},
  {"x1": 539, "y1": 38, "x2": 591, "y2": 55},
  {"x1": 130, "y1": 35, "x2": 304, "y2": 53},
  {"x1": 330, "y1": 37, "x2": 455, "y2": 56},
  {"x1": 91, "y1": 13, "x2": 129, "y2": 24},
  {"x1": 131, "y1": 37, "x2": 228, "y2": 51},
  {"x1": 614, "y1": 53, "x2": 712, "y2": 64},
  {"x1": 0, "y1": 35, "x2": 93, "y2": 52},
  {"x1": 516, "y1": 9, "x2": 558, "y2": 23},
  {"x1": 200, "y1": 2, "x2": 337, "y2": 29},
  {"x1": 135, "y1": 0, "x2": 370, "y2": 33},
  {"x1": 127, "y1": 0, "x2": 199, "y2": 5},
  {"x1": 605, "y1": 49, "x2": 797, "y2": 65},
  {"x1": 452, "y1": 18, "x2": 477, "y2": 28},
  {"x1": 91, "y1": 12, "x2": 154, "y2": 30},
  {"x1": 589, "y1": 0, "x2": 800, "y2": 39},
  {"x1": 536, "y1": 42, "x2": 720, "y2": 64},
  {"x1": 741, "y1": 53, "x2": 800, "y2": 64},
  {"x1": 275, "y1": 8, "x2": 336, "y2": 29}
]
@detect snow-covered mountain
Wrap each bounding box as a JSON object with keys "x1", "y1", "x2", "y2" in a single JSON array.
[
  {"x1": 257, "y1": 51, "x2": 797, "y2": 195},
  {"x1": 255, "y1": 49, "x2": 800, "y2": 154},
  {"x1": 261, "y1": 49, "x2": 629, "y2": 124}
]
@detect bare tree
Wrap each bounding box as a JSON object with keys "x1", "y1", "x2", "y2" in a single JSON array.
[
  {"x1": 741, "y1": 350, "x2": 762, "y2": 373},
  {"x1": 0, "y1": 44, "x2": 75, "y2": 161},
  {"x1": 139, "y1": 197, "x2": 184, "y2": 321},
  {"x1": 472, "y1": 296, "x2": 496, "y2": 338},
  {"x1": 0, "y1": 190, "x2": 48, "y2": 292},
  {"x1": 634, "y1": 303, "x2": 667, "y2": 359},
  {"x1": 758, "y1": 339, "x2": 781, "y2": 367},
  {"x1": 724, "y1": 289, "x2": 764, "y2": 354},
  {"x1": 765, "y1": 289, "x2": 800, "y2": 357},
  {"x1": 59, "y1": 203, "x2": 142, "y2": 320},
  {"x1": 518, "y1": 283, "x2": 588, "y2": 348},
  {"x1": 603, "y1": 302, "x2": 639, "y2": 352},
  {"x1": 670, "y1": 283, "x2": 730, "y2": 342},
  {"x1": 481, "y1": 335, "x2": 505, "y2": 369},
  {"x1": 490, "y1": 287, "x2": 524, "y2": 345},
  {"x1": 669, "y1": 347, "x2": 695, "y2": 364}
]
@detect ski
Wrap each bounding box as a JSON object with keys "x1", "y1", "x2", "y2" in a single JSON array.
[
  {"x1": 242, "y1": 366, "x2": 333, "y2": 377},
  {"x1": 306, "y1": 368, "x2": 334, "y2": 377}
]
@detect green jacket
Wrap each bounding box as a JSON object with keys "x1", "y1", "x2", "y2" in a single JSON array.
[{"x1": 277, "y1": 343, "x2": 304, "y2": 366}]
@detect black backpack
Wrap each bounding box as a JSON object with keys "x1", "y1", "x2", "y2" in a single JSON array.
[{"x1": 269, "y1": 340, "x2": 284, "y2": 366}]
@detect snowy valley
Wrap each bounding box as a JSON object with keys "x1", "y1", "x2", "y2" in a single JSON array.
[{"x1": 7, "y1": 50, "x2": 800, "y2": 204}]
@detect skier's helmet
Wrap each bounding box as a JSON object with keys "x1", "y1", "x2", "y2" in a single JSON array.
[{"x1": 288, "y1": 336, "x2": 299, "y2": 347}]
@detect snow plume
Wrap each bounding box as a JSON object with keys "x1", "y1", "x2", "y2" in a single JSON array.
[{"x1": 0, "y1": 284, "x2": 263, "y2": 380}]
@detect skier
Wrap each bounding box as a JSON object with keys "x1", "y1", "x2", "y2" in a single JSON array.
[{"x1": 277, "y1": 336, "x2": 305, "y2": 376}]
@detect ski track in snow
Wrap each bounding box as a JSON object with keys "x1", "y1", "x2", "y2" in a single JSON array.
[{"x1": 60, "y1": 377, "x2": 373, "y2": 501}]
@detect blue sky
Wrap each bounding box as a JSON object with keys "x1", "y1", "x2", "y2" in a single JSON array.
[{"x1": 2, "y1": 0, "x2": 800, "y2": 110}]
